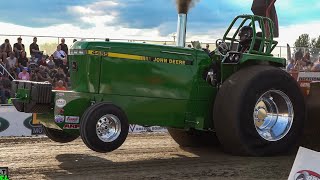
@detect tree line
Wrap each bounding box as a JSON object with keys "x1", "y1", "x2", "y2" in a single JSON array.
[{"x1": 294, "y1": 34, "x2": 320, "y2": 57}]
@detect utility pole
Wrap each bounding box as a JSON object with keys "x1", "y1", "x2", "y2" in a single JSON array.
[{"x1": 172, "y1": 33, "x2": 176, "y2": 42}]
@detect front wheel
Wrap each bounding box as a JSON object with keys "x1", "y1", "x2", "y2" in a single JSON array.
[
  {"x1": 80, "y1": 102, "x2": 129, "y2": 153},
  {"x1": 44, "y1": 126, "x2": 79, "y2": 143},
  {"x1": 213, "y1": 65, "x2": 305, "y2": 156}
]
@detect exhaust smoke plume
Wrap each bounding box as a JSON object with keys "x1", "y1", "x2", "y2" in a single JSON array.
[{"x1": 176, "y1": 0, "x2": 200, "y2": 14}]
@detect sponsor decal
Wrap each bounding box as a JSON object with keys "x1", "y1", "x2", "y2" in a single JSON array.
[
  {"x1": 298, "y1": 77, "x2": 320, "y2": 81},
  {"x1": 58, "y1": 109, "x2": 65, "y2": 115},
  {"x1": 0, "y1": 118, "x2": 10, "y2": 132},
  {"x1": 295, "y1": 170, "x2": 320, "y2": 180},
  {"x1": 129, "y1": 124, "x2": 167, "y2": 133},
  {"x1": 297, "y1": 72, "x2": 320, "y2": 82},
  {"x1": 57, "y1": 92, "x2": 65, "y2": 97},
  {"x1": 56, "y1": 98, "x2": 67, "y2": 108},
  {"x1": 63, "y1": 124, "x2": 80, "y2": 129},
  {"x1": 0, "y1": 167, "x2": 9, "y2": 180},
  {"x1": 299, "y1": 82, "x2": 310, "y2": 88},
  {"x1": 65, "y1": 116, "x2": 79, "y2": 123},
  {"x1": 54, "y1": 115, "x2": 65, "y2": 123}
]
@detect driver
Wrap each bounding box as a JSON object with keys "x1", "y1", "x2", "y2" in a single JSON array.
[{"x1": 238, "y1": 26, "x2": 253, "y2": 53}]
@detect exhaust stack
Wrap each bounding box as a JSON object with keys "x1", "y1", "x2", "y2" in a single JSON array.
[{"x1": 176, "y1": 13, "x2": 187, "y2": 47}]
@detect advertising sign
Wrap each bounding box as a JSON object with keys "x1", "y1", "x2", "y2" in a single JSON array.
[{"x1": 288, "y1": 147, "x2": 320, "y2": 180}]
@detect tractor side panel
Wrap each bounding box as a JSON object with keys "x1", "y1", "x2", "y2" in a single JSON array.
[
  {"x1": 69, "y1": 55, "x2": 101, "y2": 93},
  {"x1": 98, "y1": 45, "x2": 196, "y2": 128}
]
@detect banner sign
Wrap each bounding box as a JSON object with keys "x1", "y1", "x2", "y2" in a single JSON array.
[
  {"x1": 288, "y1": 147, "x2": 320, "y2": 180},
  {"x1": 0, "y1": 105, "x2": 33, "y2": 136}
]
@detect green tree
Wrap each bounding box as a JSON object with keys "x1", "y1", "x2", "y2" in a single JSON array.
[
  {"x1": 294, "y1": 34, "x2": 310, "y2": 48},
  {"x1": 310, "y1": 36, "x2": 320, "y2": 58},
  {"x1": 40, "y1": 42, "x2": 58, "y2": 56}
]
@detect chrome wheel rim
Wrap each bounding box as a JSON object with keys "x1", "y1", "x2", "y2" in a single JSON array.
[
  {"x1": 253, "y1": 90, "x2": 294, "y2": 141},
  {"x1": 96, "y1": 114, "x2": 121, "y2": 142}
]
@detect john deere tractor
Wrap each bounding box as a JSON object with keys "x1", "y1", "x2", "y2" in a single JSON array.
[{"x1": 11, "y1": 1, "x2": 306, "y2": 156}]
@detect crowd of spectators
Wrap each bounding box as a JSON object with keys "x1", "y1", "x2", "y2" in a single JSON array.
[
  {"x1": 286, "y1": 49, "x2": 320, "y2": 72},
  {"x1": 0, "y1": 37, "x2": 70, "y2": 104}
]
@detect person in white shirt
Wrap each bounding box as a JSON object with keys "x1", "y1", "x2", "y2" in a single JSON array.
[
  {"x1": 53, "y1": 45, "x2": 67, "y2": 67},
  {"x1": 5, "y1": 52, "x2": 20, "y2": 75},
  {"x1": 6, "y1": 52, "x2": 17, "y2": 69}
]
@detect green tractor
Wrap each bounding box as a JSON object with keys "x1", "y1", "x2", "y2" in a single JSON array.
[{"x1": 11, "y1": 1, "x2": 306, "y2": 156}]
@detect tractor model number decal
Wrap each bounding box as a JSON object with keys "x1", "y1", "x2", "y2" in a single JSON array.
[
  {"x1": 87, "y1": 50, "x2": 192, "y2": 65},
  {"x1": 88, "y1": 50, "x2": 109, "y2": 56}
]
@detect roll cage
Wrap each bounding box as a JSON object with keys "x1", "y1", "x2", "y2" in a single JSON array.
[{"x1": 222, "y1": 15, "x2": 278, "y2": 56}]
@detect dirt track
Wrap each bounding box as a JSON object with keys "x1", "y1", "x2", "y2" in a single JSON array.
[{"x1": 0, "y1": 133, "x2": 302, "y2": 180}]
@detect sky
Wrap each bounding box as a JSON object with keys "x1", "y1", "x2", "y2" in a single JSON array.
[{"x1": 0, "y1": 0, "x2": 319, "y2": 46}]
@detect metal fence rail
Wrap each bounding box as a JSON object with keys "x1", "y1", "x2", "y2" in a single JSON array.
[{"x1": 0, "y1": 63, "x2": 15, "y2": 80}]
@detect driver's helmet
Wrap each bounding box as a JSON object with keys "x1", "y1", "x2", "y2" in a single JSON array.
[{"x1": 238, "y1": 26, "x2": 253, "y2": 44}]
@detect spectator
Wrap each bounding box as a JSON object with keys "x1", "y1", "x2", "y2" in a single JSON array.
[
  {"x1": 47, "y1": 55, "x2": 55, "y2": 69},
  {"x1": 59, "y1": 38, "x2": 68, "y2": 55},
  {"x1": 295, "y1": 49, "x2": 303, "y2": 61},
  {"x1": 29, "y1": 37, "x2": 43, "y2": 61},
  {"x1": 54, "y1": 80, "x2": 67, "y2": 90},
  {"x1": 0, "y1": 39, "x2": 12, "y2": 61},
  {"x1": 60, "y1": 58, "x2": 69, "y2": 76},
  {"x1": 294, "y1": 59, "x2": 304, "y2": 71},
  {"x1": 13, "y1": 37, "x2": 25, "y2": 58},
  {"x1": 29, "y1": 55, "x2": 38, "y2": 68},
  {"x1": 18, "y1": 51, "x2": 29, "y2": 71},
  {"x1": 54, "y1": 67, "x2": 67, "y2": 84},
  {"x1": 38, "y1": 55, "x2": 48, "y2": 67},
  {"x1": 5, "y1": 52, "x2": 19, "y2": 74},
  {"x1": 286, "y1": 59, "x2": 295, "y2": 72},
  {"x1": 18, "y1": 67, "x2": 30, "y2": 80},
  {"x1": 302, "y1": 52, "x2": 311, "y2": 65},
  {"x1": 49, "y1": 68, "x2": 58, "y2": 79},
  {"x1": 35, "y1": 66, "x2": 52, "y2": 82},
  {"x1": 311, "y1": 57, "x2": 320, "y2": 72},
  {"x1": 53, "y1": 45, "x2": 67, "y2": 67},
  {"x1": 203, "y1": 44, "x2": 211, "y2": 55}
]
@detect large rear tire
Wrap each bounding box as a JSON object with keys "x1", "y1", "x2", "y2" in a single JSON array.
[
  {"x1": 303, "y1": 82, "x2": 320, "y2": 151},
  {"x1": 168, "y1": 128, "x2": 219, "y2": 147},
  {"x1": 80, "y1": 102, "x2": 129, "y2": 153},
  {"x1": 44, "y1": 127, "x2": 79, "y2": 143},
  {"x1": 213, "y1": 65, "x2": 305, "y2": 156}
]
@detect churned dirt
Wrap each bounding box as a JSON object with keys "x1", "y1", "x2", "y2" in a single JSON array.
[{"x1": 0, "y1": 133, "x2": 309, "y2": 180}]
